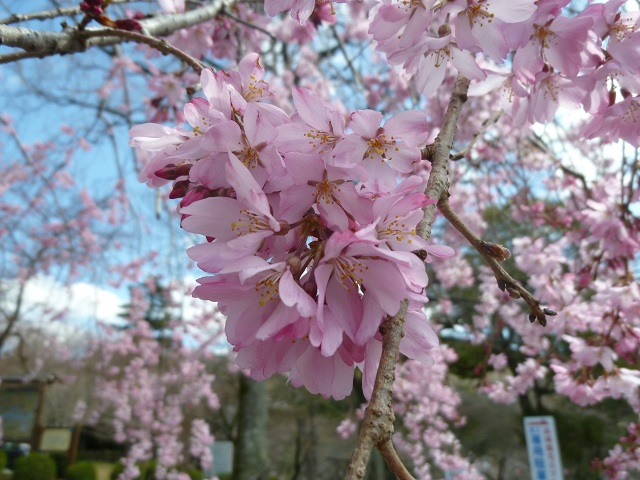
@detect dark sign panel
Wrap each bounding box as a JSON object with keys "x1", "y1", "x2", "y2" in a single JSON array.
[{"x1": 0, "y1": 385, "x2": 40, "y2": 442}]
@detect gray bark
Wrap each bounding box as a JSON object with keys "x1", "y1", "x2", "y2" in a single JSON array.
[
  {"x1": 233, "y1": 375, "x2": 269, "y2": 480},
  {"x1": 0, "y1": 0, "x2": 234, "y2": 59}
]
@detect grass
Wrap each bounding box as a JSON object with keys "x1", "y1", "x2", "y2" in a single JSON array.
[{"x1": 93, "y1": 463, "x2": 114, "y2": 480}]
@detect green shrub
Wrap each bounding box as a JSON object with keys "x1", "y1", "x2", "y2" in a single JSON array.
[
  {"x1": 13, "y1": 454, "x2": 56, "y2": 480},
  {"x1": 138, "y1": 460, "x2": 156, "y2": 480},
  {"x1": 0, "y1": 450, "x2": 7, "y2": 471},
  {"x1": 50, "y1": 453, "x2": 69, "y2": 478},
  {"x1": 66, "y1": 461, "x2": 97, "y2": 480},
  {"x1": 110, "y1": 461, "x2": 124, "y2": 480},
  {"x1": 185, "y1": 468, "x2": 204, "y2": 480},
  {"x1": 109, "y1": 459, "x2": 203, "y2": 480},
  {"x1": 110, "y1": 460, "x2": 156, "y2": 480}
]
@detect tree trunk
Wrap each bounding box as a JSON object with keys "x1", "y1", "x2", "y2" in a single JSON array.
[{"x1": 233, "y1": 375, "x2": 269, "y2": 480}]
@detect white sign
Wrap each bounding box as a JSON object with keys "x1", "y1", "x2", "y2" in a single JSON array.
[
  {"x1": 206, "y1": 441, "x2": 233, "y2": 476},
  {"x1": 524, "y1": 416, "x2": 564, "y2": 480},
  {"x1": 40, "y1": 428, "x2": 72, "y2": 452}
]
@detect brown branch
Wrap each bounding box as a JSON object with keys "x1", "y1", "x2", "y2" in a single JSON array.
[
  {"x1": 0, "y1": 0, "x2": 143, "y2": 25},
  {"x1": 346, "y1": 300, "x2": 408, "y2": 480},
  {"x1": 417, "y1": 75, "x2": 471, "y2": 244},
  {"x1": 78, "y1": 28, "x2": 205, "y2": 73},
  {"x1": 330, "y1": 25, "x2": 362, "y2": 89},
  {"x1": 451, "y1": 110, "x2": 502, "y2": 161},
  {"x1": 437, "y1": 197, "x2": 556, "y2": 326},
  {"x1": 346, "y1": 76, "x2": 471, "y2": 480},
  {"x1": 528, "y1": 133, "x2": 592, "y2": 199},
  {"x1": 378, "y1": 439, "x2": 416, "y2": 480},
  {"x1": 223, "y1": 10, "x2": 277, "y2": 41},
  {"x1": 0, "y1": 0, "x2": 234, "y2": 67}
]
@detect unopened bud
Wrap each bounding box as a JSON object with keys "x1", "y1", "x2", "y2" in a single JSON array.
[
  {"x1": 507, "y1": 287, "x2": 521, "y2": 299},
  {"x1": 114, "y1": 18, "x2": 143, "y2": 32},
  {"x1": 438, "y1": 24, "x2": 451, "y2": 37},
  {"x1": 286, "y1": 256, "x2": 302, "y2": 275},
  {"x1": 169, "y1": 179, "x2": 189, "y2": 199},
  {"x1": 180, "y1": 185, "x2": 210, "y2": 208},
  {"x1": 80, "y1": 1, "x2": 103, "y2": 16},
  {"x1": 276, "y1": 220, "x2": 291, "y2": 235},
  {"x1": 480, "y1": 241, "x2": 511, "y2": 261},
  {"x1": 303, "y1": 280, "x2": 317, "y2": 297},
  {"x1": 155, "y1": 163, "x2": 192, "y2": 180}
]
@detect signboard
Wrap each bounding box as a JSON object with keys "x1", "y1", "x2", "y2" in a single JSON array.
[
  {"x1": 524, "y1": 416, "x2": 564, "y2": 480},
  {"x1": 206, "y1": 441, "x2": 233, "y2": 476},
  {"x1": 40, "y1": 428, "x2": 73, "y2": 452},
  {"x1": 0, "y1": 385, "x2": 40, "y2": 442}
]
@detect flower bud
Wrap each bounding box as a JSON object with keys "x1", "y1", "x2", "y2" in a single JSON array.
[
  {"x1": 438, "y1": 24, "x2": 451, "y2": 37},
  {"x1": 155, "y1": 163, "x2": 192, "y2": 180},
  {"x1": 286, "y1": 256, "x2": 302, "y2": 275},
  {"x1": 114, "y1": 18, "x2": 143, "y2": 32},
  {"x1": 169, "y1": 179, "x2": 190, "y2": 199},
  {"x1": 303, "y1": 280, "x2": 317, "y2": 297}
]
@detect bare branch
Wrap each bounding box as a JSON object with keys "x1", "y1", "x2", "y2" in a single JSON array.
[
  {"x1": 0, "y1": 0, "x2": 145, "y2": 25},
  {"x1": 223, "y1": 9, "x2": 277, "y2": 41},
  {"x1": 346, "y1": 76, "x2": 471, "y2": 480},
  {"x1": 437, "y1": 197, "x2": 556, "y2": 326},
  {"x1": 0, "y1": 0, "x2": 234, "y2": 67},
  {"x1": 330, "y1": 25, "x2": 362, "y2": 89},
  {"x1": 451, "y1": 110, "x2": 502, "y2": 161},
  {"x1": 378, "y1": 440, "x2": 416, "y2": 480},
  {"x1": 79, "y1": 28, "x2": 206, "y2": 73},
  {"x1": 417, "y1": 75, "x2": 471, "y2": 243},
  {"x1": 528, "y1": 133, "x2": 592, "y2": 199}
]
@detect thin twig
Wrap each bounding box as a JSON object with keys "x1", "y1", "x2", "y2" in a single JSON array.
[
  {"x1": 451, "y1": 110, "x2": 502, "y2": 161},
  {"x1": 78, "y1": 28, "x2": 206, "y2": 73},
  {"x1": 528, "y1": 133, "x2": 592, "y2": 199},
  {"x1": 330, "y1": 25, "x2": 362, "y2": 89},
  {"x1": 378, "y1": 440, "x2": 416, "y2": 480},
  {"x1": 0, "y1": 0, "x2": 143, "y2": 25},
  {"x1": 0, "y1": 50, "x2": 43, "y2": 63},
  {"x1": 223, "y1": 9, "x2": 277, "y2": 41},
  {"x1": 437, "y1": 197, "x2": 556, "y2": 326}
]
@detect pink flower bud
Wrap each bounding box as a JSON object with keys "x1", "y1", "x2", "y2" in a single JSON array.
[
  {"x1": 114, "y1": 18, "x2": 143, "y2": 32},
  {"x1": 169, "y1": 179, "x2": 190, "y2": 199},
  {"x1": 155, "y1": 163, "x2": 192, "y2": 180}
]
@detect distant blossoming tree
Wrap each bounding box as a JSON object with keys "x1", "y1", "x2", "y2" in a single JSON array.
[{"x1": 1, "y1": 0, "x2": 639, "y2": 478}]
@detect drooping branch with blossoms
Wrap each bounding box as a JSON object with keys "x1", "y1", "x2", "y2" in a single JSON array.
[{"x1": 3, "y1": 0, "x2": 640, "y2": 477}]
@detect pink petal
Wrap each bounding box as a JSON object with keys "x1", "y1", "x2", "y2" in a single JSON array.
[
  {"x1": 400, "y1": 309, "x2": 438, "y2": 366},
  {"x1": 292, "y1": 87, "x2": 330, "y2": 129},
  {"x1": 279, "y1": 269, "x2": 316, "y2": 317},
  {"x1": 255, "y1": 302, "x2": 301, "y2": 340},
  {"x1": 349, "y1": 110, "x2": 383, "y2": 138},
  {"x1": 424, "y1": 244, "x2": 456, "y2": 258},
  {"x1": 384, "y1": 111, "x2": 429, "y2": 147},
  {"x1": 361, "y1": 340, "x2": 383, "y2": 400}
]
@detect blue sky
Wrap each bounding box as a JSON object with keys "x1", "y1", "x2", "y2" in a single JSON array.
[{"x1": 0, "y1": 1, "x2": 215, "y2": 346}]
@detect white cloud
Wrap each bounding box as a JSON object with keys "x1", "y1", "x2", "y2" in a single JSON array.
[
  {"x1": 1, "y1": 274, "x2": 231, "y2": 353},
  {"x1": 1, "y1": 275, "x2": 125, "y2": 330}
]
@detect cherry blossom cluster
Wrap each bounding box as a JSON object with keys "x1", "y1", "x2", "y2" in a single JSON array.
[
  {"x1": 77, "y1": 280, "x2": 221, "y2": 480},
  {"x1": 131, "y1": 53, "x2": 452, "y2": 400},
  {"x1": 268, "y1": 0, "x2": 640, "y2": 148},
  {"x1": 425, "y1": 99, "x2": 640, "y2": 477},
  {"x1": 392, "y1": 350, "x2": 484, "y2": 480}
]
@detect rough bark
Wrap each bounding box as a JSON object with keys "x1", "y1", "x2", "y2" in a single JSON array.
[
  {"x1": 0, "y1": 0, "x2": 235, "y2": 64},
  {"x1": 345, "y1": 75, "x2": 471, "y2": 480},
  {"x1": 233, "y1": 375, "x2": 269, "y2": 480}
]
